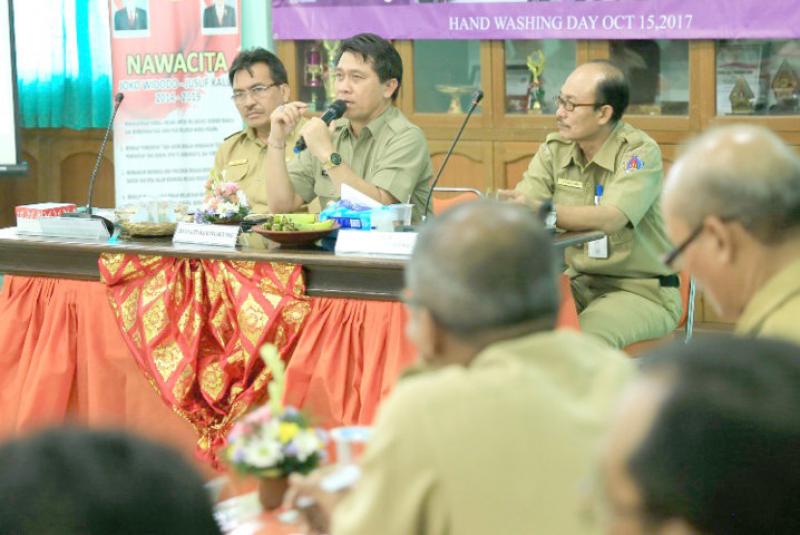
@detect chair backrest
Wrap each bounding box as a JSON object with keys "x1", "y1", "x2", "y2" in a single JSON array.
[{"x1": 431, "y1": 187, "x2": 482, "y2": 215}]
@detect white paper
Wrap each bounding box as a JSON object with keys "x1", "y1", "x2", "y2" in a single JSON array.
[
  {"x1": 335, "y1": 229, "x2": 417, "y2": 257},
  {"x1": 173, "y1": 222, "x2": 239, "y2": 248},
  {"x1": 341, "y1": 183, "x2": 382, "y2": 208}
]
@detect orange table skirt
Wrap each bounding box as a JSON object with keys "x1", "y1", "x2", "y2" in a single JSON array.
[{"x1": 0, "y1": 274, "x2": 579, "y2": 470}]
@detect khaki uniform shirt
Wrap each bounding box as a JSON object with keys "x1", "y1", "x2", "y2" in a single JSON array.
[
  {"x1": 735, "y1": 257, "x2": 800, "y2": 343},
  {"x1": 516, "y1": 122, "x2": 676, "y2": 305},
  {"x1": 287, "y1": 106, "x2": 433, "y2": 222},
  {"x1": 210, "y1": 124, "x2": 302, "y2": 214},
  {"x1": 332, "y1": 330, "x2": 632, "y2": 535}
]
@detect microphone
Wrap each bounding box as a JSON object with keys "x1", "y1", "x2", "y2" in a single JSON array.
[
  {"x1": 293, "y1": 99, "x2": 347, "y2": 154},
  {"x1": 63, "y1": 92, "x2": 124, "y2": 234},
  {"x1": 422, "y1": 89, "x2": 483, "y2": 221}
]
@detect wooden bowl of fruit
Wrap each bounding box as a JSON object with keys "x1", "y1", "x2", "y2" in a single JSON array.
[{"x1": 250, "y1": 214, "x2": 339, "y2": 246}]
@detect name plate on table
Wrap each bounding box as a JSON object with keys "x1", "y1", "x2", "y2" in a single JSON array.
[
  {"x1": 335, "y1": 230, "x2": 417, "y2": 256},
  {"x1": 16, "y1": 216, "x2": 111, "y2": 241},
  {"x1": 173, "y1": 222, "x2": 239, "y2": 248}
]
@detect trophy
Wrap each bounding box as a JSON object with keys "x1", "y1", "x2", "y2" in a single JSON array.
[
  {"x1": 322, "y1": 39, "x2": 341, "y2": 106},
  {"x1": 526, "y1": 50, "x2": 546, "y2": 114},
  {"x1": 729, "y1": 76, "x2": 754, "y2": 114},
  {"x1": 771, "y1": 59, "x2": 799, "y2": 112},
  {"x1": 435, "y1": 84, "x2": 474, "y2": 114},
  {"x1": 303, "y1": 42, "x2": 323, "y2": 112}
]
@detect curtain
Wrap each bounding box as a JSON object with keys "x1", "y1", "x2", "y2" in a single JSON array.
[
  {"x1": 13, "y1": 0, "x2": 112, "y2": 129},
  {"x1": 13, "y1": 0, "x2": 270, "y2": 130}
]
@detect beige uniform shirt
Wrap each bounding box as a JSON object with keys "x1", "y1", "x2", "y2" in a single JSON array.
[
  {"x1": 332, "y1": 330, "x2": 632, "y2": 535},
  {"x1": 210, "y1": 125, "x2": 301, "y2": 214},
  {"x1": 735, "y1": 257, "x2": 800, "y2": 343},
  {"x1": 516, "y1": 122, "x2": 676, "y2": 305},
  {"x1": 287, "y1": 106, "x2": 433, "y2": 223}
]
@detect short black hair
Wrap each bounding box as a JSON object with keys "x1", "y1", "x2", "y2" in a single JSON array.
[
  {"x1": 587, "y1": 59, "x2": 629, "y2": 123},
  {"x1": 0, "y1": 427, "x2": 221, "y2": 535},
  {"x1": 406, "y1": 200, "x2": 559, "y2": 335},
  {"x1": 335, "y1": 33, "x2": 402, "y2": 101},
  {"x1": 228, "y1": 47, "x2": 288, "y2": 87},
  {"x1": 630, "y1": 335, "x2": 800, "y2": 534}
]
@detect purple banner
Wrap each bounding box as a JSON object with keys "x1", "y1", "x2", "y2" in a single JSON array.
[{"x1": 272, "y1": 0, "x2": 800, "y2": 40}]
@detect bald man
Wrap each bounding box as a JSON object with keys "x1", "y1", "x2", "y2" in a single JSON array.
[
  {"x1": 662, "y1": 124, "x2": 800, "y2": 342},
  {"x1": 284, "y1": 201, "x2": 632, "y2": 535},
  {"x1": 501, "y1": 61, "x2": 680, "y2": 349}
]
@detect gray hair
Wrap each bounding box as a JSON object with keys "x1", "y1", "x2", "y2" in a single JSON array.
[
  {"x1": 666, "y1": 124, "x2": 800, "y2": 243},
  {"x1": 405, "y1": 200, "x2": 559, "y2": 335}
]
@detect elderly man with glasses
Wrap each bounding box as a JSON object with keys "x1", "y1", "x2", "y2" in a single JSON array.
[
  {"x1": 500, "y1": 60, "x2": 680, "y2": 349},
  {"x1": 207, "y1": 48, "x2": 302, "y2": 214},
  {"x1": 662, "y1": 124, "x2": 800, "y2": 341}
]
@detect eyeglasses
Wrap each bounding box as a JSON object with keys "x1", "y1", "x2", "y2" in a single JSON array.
[
  {"x1": 662, "y1": 224, "x2": 703, "y2": 268},
  {"x1": 231, "y1": 82, "x2": 279, "y2": 103},
  {"x1": 662, "y1": 216, "x2": 738, "y2": 268},
  {"x1": 554, "y1": 94, "x2": 600, "y2": 112}
]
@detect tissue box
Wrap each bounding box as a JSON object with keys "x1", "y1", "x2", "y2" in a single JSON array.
[{"x1": 15, "y1": 203, "x2": 77, "y2": 234}]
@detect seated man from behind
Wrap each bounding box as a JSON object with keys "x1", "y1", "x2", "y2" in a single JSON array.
[
  {"x1": 286, "y1": 200, "x2": 632, "y2": 535},
  {"x1": 501, "y1": 61, "x2": 681, "y2": 349},
  {"x1": 210, "y1": 48, "x2": 299, "y2": 214},
  {"x1": 662, "y1": 124, "x2": 800, "y2": 343},
  {"x1": 265, "y1": 33, "x2": 433, "y2": 222},
  {"x1": 0, "y1": 426, "x2": 221, "y2": 535},
  {"x1": 602, "y1": 334, "x2": 800, "y2": 534}
]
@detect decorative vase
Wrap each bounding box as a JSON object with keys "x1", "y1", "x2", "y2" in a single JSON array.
[{"x1": 258, "y1": 476, "x2": 289, "y2": 511}]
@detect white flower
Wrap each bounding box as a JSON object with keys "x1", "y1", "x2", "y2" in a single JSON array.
[
  {"x1": 293, "y1": 430, "x2": 323, "y2": 463},
  {"x1": 243, "y1": 439, "x2": 283, "y2": 469}
]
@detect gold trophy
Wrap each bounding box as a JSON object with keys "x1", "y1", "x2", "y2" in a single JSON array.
[
  {"x1": 729, "y1": 76, "x2": 754, "y2": 114},
  {"x1": 322, "y1": 40, "x2": 341, "y2": 106},
  {"x1": 526, "y1": 50, "x2": 546, "y2": 114},
  {"x1": 435, "y1": 84, "x2": 474, "y2": 114}
]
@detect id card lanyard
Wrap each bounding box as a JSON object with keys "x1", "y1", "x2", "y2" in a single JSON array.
[{"x1": 587, "y1": 184, "x2": 609, "y2": 259}]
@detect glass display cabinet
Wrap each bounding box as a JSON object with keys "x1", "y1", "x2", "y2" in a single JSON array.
[{"x1": 277, "y1": 38, "x2": 800, "y2": 326}]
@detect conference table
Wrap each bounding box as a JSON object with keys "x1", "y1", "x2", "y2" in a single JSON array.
[{"x1": 0, "y1": 226, "x2": 601, "y2": 474}]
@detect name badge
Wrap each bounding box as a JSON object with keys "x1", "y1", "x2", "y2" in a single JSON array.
[
  {"x1": 557, "y1": 178, "x2": 583, "y2": 189},
  {"x1": 587, "y1": 235, "x2": 609, "y2": 259}
]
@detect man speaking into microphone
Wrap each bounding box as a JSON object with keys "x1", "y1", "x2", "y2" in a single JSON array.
[{"x1": 265, "y1": 33, "x2": 433, "y2": 222}]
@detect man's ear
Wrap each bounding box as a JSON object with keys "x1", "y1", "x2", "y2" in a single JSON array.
[
  {"x1": 596, "y1": 104, "x2": 614, "y2": 126},
  {"x1": 279, "y1": 83, "x2": 290, "y2": 104},
  {"x1": 704, "y1": 215, "x2": 737, "y2": 266},
  {"x1": 383, "y1": 78, "x2": 399, "y2": 101}
]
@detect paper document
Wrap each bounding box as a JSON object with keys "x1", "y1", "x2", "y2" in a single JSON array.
[{"x1": 341, "y1": 183, "x2": 381, "y2": 208}]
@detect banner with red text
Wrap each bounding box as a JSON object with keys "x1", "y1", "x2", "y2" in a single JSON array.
[{"x1": 110, "y1": 0, "x2": 242, "y2": 207}]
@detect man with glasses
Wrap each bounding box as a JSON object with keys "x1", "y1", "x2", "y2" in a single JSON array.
[
  {"x1": 662, "y1": 124, "x2": 800, "y2": 341},
  {"x1": 208, "y1": 48, "x2": 301, "y2": 214},
  {"x1": 283, "y1": 200, "x2": 631, "y2": 534},
  {"x1": 500, "y1": 61, "x2": 680, "y2": 349}
]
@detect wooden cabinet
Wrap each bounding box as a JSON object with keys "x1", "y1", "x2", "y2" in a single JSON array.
[{"x1": 277, "y1": 38, "x2": 800, "y2": 327}]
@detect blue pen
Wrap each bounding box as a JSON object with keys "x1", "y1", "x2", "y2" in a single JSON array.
[{"x1": 594, "y1": 184, "x2": 604, "y2": 206}]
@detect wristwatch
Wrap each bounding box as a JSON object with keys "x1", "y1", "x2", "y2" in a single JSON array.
[
  {"x1": 545, "y1": 205, "x2": 557, "y2": 229},
  {"x1": 322, "y1": 152, "x2": 342, "y2": 172}
]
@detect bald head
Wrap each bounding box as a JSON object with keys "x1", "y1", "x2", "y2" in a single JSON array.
[
  {"x1": 405, "y1": 201, "x2": 558, "y2": 335},
  {"x1": 577, "y1": 60, "x2": 629, "y2": 123},
  {"x1": 665, "y1": 124, "x2": 800, "y2": 242}
]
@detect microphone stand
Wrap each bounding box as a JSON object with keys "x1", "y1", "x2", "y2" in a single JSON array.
[
  {"x1": 422, "y1": 89, "x2": 484, "y2": 222},
  {"x1": 63, "y1": 92, "x2": 124, "y2": 234}
]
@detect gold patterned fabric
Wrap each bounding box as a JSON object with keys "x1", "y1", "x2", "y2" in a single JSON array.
[{"x1": 99, "y1": 254, "x2": 311, "y2": 466}]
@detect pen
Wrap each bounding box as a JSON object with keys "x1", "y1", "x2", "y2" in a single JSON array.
[{"x1": 594, "y1": 184, "x2": 603, "y2": 207}]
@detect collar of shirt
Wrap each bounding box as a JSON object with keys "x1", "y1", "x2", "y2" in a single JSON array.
[
  {"x1": 338, "y1": 105, "x2": 398, "y2": 143},
  {"x1": 127, "y1": 7, "x2": 135, "y2": 18},
  {"x1": 735, "y1": 256, "x2": 800, "y2": 335},
  {"x1": 558, "y1": 121, "x2": 624, "y2": 173},
  {"x1": 216, "y1": 5, "x2": 225, "y2": 18},
  {"x1": 244, "y1": 127, "x2": 266, "y2": 148}
]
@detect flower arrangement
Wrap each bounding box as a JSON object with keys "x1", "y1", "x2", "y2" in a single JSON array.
[
  {"x1": 195, "y1": 170, "x2": 250, "y2": 224},
  {"x1": 225, "y1": 345, "x2": 326, "y2": 478}
]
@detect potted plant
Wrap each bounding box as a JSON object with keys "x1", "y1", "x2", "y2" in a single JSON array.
[{"x1": 224, "y1": 345, "x2": 326, "y2": 510}]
